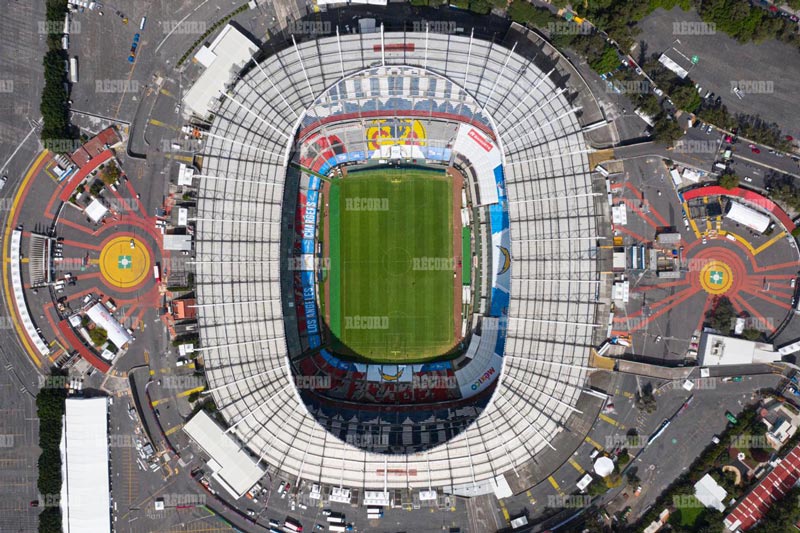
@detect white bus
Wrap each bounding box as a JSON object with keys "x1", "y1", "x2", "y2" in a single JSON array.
[
  {"x1": 326, "y1": 515, "x2": 345, "y2": 524},
  {"x1": 328, "y1": 526, "x2": 346, "y2": 533},
  {"x1": 69, "y1": 57, "x2": 78, "y2": 83}
]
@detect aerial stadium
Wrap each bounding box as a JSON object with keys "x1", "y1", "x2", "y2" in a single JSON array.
[{"x1": 190, "y1": 23, "x2": 604, "y2": 501}]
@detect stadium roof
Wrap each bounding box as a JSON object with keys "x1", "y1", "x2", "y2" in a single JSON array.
[
  {"x1": 183, "y1": 410, "x2": 265, "y2": 498},
  {"x1": 183, "y1": 25, "x2": 259, "y2": 119},
  {"x1": 62, "y1": 398, "x2": 111, "y2": 533},
  {"x1": 192, "y1": 28, "x2": 599, "y2": 492}
]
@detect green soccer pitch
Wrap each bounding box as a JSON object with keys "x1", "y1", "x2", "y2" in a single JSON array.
[{"x1": 328, "y1": 167, "x2": 455, "y2": 363}]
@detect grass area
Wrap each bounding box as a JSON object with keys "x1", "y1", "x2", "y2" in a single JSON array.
[
  {"x1": 329, "y1": 167, "x2": 454, "y2": 363},
  {"x1": 675, "y1": 495, "x2": 704, "y2": 526}
]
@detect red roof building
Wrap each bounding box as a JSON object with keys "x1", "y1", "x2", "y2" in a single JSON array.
[
  {"x1": 173, "y1": 299, "x2": 197, "y2": 320},
  {"x1": 69, "y1": 126, "x2": 121, "y2": 168},
  {"x1": 724, "y1": 442, "x2": 800, "y2": 531}
]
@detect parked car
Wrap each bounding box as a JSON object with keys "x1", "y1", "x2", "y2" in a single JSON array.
[
  {"x1": 0, "y1": 175, "x2": 7, "y2": 190},
  {"x1": 743, "y1": 176, "x2": 752, "y2": 183}
]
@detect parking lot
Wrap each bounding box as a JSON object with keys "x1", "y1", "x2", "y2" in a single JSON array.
[{"x1": 637, "y1": 6, "x2": 800, "y2": 141}]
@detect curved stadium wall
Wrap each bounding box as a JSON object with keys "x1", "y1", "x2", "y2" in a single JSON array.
[{"x1": 193, "y1": 29, "x2": 600, "y2": 493}]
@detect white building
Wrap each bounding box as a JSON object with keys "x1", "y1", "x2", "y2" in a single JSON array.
[
  {"x1": 183, "y1": 25, "x2": 259, "y2": 118},
  {"x1": 86, "y1": 302, "x2": 134, "y2": 351},
  {"x1": 658, "y1": 52, "x2": 690, "y2": 79},
  {"x1": 61, "y1": 398, "x2": 111, "y2": 533},
  {"x1": 698, "y1": 333, "x2": 780, "y2": 366},
  {"x1": 183, "y1": 410, "x2": 265, "y2": 498},
  {"x1": 694, "y1": 473, "x2": 727, "y2": 512},
  {"x1": 163, "y1": 234, "x2": 193, "y2": 251}
]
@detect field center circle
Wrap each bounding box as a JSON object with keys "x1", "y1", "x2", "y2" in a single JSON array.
[
  {"x1": 699, "y1": 260, "x2": 734, "y2": 295},
  {"x1": 99, "y1": 236, "x2": 151, "y2": 289}
]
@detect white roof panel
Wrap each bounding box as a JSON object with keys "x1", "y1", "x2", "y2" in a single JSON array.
[
  {"x1": 183, "y1": 410, "x2": 265, "y2": 498},
  {"x1": 62, "y1": 398, "x2": 111, "y2": 533}
]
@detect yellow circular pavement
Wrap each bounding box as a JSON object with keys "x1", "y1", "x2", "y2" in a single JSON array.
[
  {"x1": 699, "y1": 260, "x2": 733, "y2": 295},
  {"x1": 99, "y1": 236, "x2": 151, "y2": 289}
]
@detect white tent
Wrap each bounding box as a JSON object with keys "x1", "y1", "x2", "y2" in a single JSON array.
[
  {"x1": 86, "y1": 302, "x2": 133, "y2": 350},
  {"x1": 62, "y1": 398, "x2": 111, "y2": 533},
  {"x1": 725, "y1": 202, "x2": 770, "y2": 233},
  {"x1": 85, "y1": 198, "x2": 108, "y2": 223}
]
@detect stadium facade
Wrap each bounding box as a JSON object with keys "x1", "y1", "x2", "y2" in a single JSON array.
[{"x1": 191, "y1": 25, "x2": 602, "y2": 498}]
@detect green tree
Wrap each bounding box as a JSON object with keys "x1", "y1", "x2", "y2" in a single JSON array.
[
  {"x1": 36, "y1": 377, "x2": 66, "y2": 533},
  {"x1": 617, "y1": 448, "x2": 631, "y2": 466},
  {"x1": 671, "y1": 84, "x2": 703, "y2": 113},
  {"x1": 652, "y1": 116, "x2": 684, "y2": 145},
  {"x1": 589, "y1": 46, "x2": 621, "y2": 74},
  {"x1": 88, "y1": 326, "x2": 108, "y2": 346},
  {"x1": 101, "y1": 160, "x2": 121, "y2": 185},
  {"x1": 706, "y1": 296, "x2": 736, "y2": 333},
  {"x1": 508, "y1": 0, "x2": 553, "y2": 27},
  {"x1": 742, "y1": 328, "x2": 762, "y2": 341},
  {"x1": 719, "y1": 174, "x2": 740, "y2": 190},
  {"x1": 637, "y1": 94, "x2": 662, "y2": 118}
]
